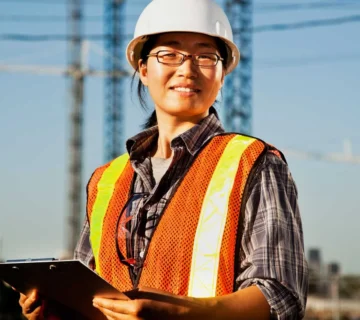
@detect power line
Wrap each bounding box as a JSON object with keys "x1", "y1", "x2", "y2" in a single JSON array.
[
  {"x1": 0, "y1": 43, "x2": 63, "y2": 64},
  {"x1": 2, "y1": 4, "x2": 359, "y2": 23},
  {"x1": 0, "y1": 14, "x2": 140, "y2": 22},
  {"x1": 255, "y1": 0, "x2": 359, "y2": 6},
  {"x1": 0, "y1": 15, "x2": 103, "y2": 22},
  {"x1": 283, "y1": 148, "x2": 360, "y2": 165},
  {"x1": 251, "y1": 14, "x2": 360, "y2": 33},
  {"x1": 0, "y1": 0, "x2": 100, "y2": 4},
  {"x1": 255, "y1": 1, "x2": 360, "y2": 13},
  {"x1": 1, "y1": 2, "x2": 359, "y2": 24},
  {"x1": 1, "y1": 0, "x2": 358, "y2": 8},
  {"x1": 0, "y1": 34, "x2": 110, "y2": 41},
  {"x1": 255, "y1": 53, "x2": 360, "y2": 69},
  {"x1": 0, "y1": 0, "x2": 146, "y2": 5},
  {"x1": 0, "y1": 65, "x2": 132, "y2": 78},
  {"x1": 2, "y1": 14, "x2": 360, "y2": 42}
]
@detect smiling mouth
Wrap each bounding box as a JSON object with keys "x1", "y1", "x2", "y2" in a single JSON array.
[{"x1": 170, "y1": 87, "x2": 201, "y2": 93}]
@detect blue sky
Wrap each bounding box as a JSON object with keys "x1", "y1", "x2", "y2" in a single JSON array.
[{"x1": 0, "y1": 0, "x2": 360, "y2": 275}]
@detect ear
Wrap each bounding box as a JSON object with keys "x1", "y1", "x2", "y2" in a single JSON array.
[{"x1": 138, "y1": 59, "x2": 148, "y2": 86}]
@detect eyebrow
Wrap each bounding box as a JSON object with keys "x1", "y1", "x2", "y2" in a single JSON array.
[{"x1": 159, "y1": 40, "x2": 217, "y2": 50}]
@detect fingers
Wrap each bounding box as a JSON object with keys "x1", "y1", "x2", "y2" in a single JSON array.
[
  {"x1": 97, "y1": 305, "x2": 121, "y2": 320},
  {"x1": 93, "y1": 297, "x2": 127, "y2": 314},
  {"x1": 95, "y1": 304, "x2": 132, "y2": 320},
  {"x1": 19, "y1": 290, "x2": 43, "y2": 319},
  {"x1": 19, "y1": 292, "x2": 28, "y2": 305},
  {"x1": 93, "y1": 298, "x2": 139, "y2": 320}
]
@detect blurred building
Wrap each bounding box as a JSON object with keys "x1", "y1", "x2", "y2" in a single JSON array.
[
  {"x1": 306, "y1": 249, "x2": 360, "y2": 319},
  {"x1": 309, "y1": 248, "x2": 322, "y2": 273},
  {"x1": 308, "y1": 248, "x2": 324, "y2": 295},
  {"x1": 327, "y1": 262, "x2": 341, "y2": 299},
  {"x1": 328, "y1": 262, "x2": 341, "y2": 277}
]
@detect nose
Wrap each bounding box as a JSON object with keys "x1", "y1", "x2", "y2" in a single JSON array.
[{"x1": 176, "y1": 56, "x2": 198, "y2": 78}]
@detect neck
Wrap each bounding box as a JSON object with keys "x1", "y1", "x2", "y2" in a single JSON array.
[{"x1": 152, "y1": 109, "x2": 209, "y2": 159}]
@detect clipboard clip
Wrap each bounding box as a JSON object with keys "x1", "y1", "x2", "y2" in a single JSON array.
[{"x1": 6, "y1": 258, "x2": 58, "y2": 263}]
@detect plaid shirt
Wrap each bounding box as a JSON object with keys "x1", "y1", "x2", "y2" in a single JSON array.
[{"x1": 74, "y1": 108, "x2": 308, "y2": 319}]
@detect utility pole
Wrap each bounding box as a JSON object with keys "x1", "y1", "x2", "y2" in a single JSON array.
[
  {"x1": 224, "y1": 0, "x2": 253, "y2": 134},
  {"x1": 104, "y1": 0, "x2": 126, "y2": 161},
  {"x1": 67, "y1": 0, "x2": 84, "y2": 256}
]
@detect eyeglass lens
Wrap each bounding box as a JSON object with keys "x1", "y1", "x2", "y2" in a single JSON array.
[{"x1": 157, "y1": 51, "x2": 219, "y2": 66}]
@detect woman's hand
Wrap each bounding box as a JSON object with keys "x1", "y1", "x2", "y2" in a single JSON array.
[
  {"x1": 19, "y1": 290, "x2": 44, "y2": 320},
  {"x1": 93, "y1": 286, "x2": 271, "y2": 320},
  {"x1": 92, "y1": 297, "x2": 207, "y2": 320}
]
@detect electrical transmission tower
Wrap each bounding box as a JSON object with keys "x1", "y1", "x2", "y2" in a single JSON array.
[
  {"x1": 104, "y1": 0, "x2": 127, "y2": 162},
  {"x1": 224, "y1": 0, "x2": 252, "y2": 134},
  {"x1": 67, "y1": 0, "x2": 84, "y2": 255}
]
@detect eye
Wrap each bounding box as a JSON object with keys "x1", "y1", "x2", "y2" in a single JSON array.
[
  {"x1": 159, "y1": 52, "x2": 178, "y2": 59},
  {"x1": 197, "y1": 54, "x2": 217, "y2": 61}
]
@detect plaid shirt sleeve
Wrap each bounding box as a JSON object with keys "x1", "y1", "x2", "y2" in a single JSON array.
[
  {"x1": 236, "y1": 152, "x2": 309, "y2": 319},
  {"x1": 73, "y1": 217, "x2": 95, "y2": 270}
]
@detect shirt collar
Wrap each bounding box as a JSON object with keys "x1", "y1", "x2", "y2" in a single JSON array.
[{"x1": 126, "y1": 106, "x2": 225, "y2": 159}]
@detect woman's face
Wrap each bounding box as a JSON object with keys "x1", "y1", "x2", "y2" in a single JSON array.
[{"x1": 138, "y1": 32, "x2": 225, "y2": 121}]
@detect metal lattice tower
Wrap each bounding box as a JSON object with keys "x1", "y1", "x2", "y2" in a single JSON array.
[
  {"x1": 67, "y1": 0, "x2": 84, "y2": 254},
  {"x1": 224, "y1": 0, "x2": 253, "y2": 134},
  {"x1": 104, "y1": 0, "x2": 126, "y2": 161}
]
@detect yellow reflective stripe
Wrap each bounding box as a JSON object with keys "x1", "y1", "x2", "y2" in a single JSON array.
[
  {"x1": 90, "y1": 153, "x2": 130, "y2": 274},
  {"x1": 188, "y1": 135, "x2": 256, "y2": 297}
]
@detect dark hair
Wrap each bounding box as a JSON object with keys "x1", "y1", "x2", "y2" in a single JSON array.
[
  {"x1": 130, "y1": 35, "x2": 159, "y2": 112},
  {"x1": 131, "y1": 34, "x2": 229, "y2": 129}
]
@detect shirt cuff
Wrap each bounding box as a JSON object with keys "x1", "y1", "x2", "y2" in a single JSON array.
[{"x1": 238, "y1": 278, "x2": 305, "y2": 319}]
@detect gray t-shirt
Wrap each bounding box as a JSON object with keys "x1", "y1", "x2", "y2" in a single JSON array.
[{"x1": 150, "y1": 157, "x2": 172, "y2": 184}]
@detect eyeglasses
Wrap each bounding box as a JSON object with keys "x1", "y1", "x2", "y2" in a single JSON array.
[
  {"x1": 147, "y1": 50, "x2": 224, "y2": 67},
  {"x1": 115, "y1": 192, "x2": 150, "y2": 269}
]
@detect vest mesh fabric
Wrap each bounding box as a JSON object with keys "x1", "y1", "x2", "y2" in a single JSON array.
[
  {"x1": 87, "y1": 163, "x2": 111, "y2": 221},
  {"x1": 88, "y1": 134, "x2": 267, "y2": 295},
  {"x1": 88, "y1": 161, "x2": 134, "y2": 290},
  {"x1": 140, "y1": 135, "x2": 235, "y2": 295},
  {"x1": 218, "y1": 139, "x2": 265, "y2": 295}
]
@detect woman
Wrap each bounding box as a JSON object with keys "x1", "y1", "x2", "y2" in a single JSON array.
[{"x1": 20, "y1": 0, "x2": 308, "y2": 319}]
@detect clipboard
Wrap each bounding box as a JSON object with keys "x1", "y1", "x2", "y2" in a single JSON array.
[
  {"x1": 0, "y1": 259, "x2": 206, "y2": 319},
  {"x1": 0, "y1": 259, "x2": 133, "y2": 320}
]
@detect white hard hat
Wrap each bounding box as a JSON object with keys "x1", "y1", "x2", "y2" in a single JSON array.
[{"x1": 126, "y1": 0, "x2": 240, "y2": 75}]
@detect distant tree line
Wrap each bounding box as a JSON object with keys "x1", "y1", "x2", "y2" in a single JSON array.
[
  {"x1": 308, "y1": 267, "x2": 360, "y2": 299},
  {"x1": 340, "y1": 275, "x2": 360, "y2": 299}
]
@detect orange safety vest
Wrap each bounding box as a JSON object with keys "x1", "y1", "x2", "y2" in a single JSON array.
[{"x1": 87, "y1": 133, "x2": 278, "y2": 297}]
